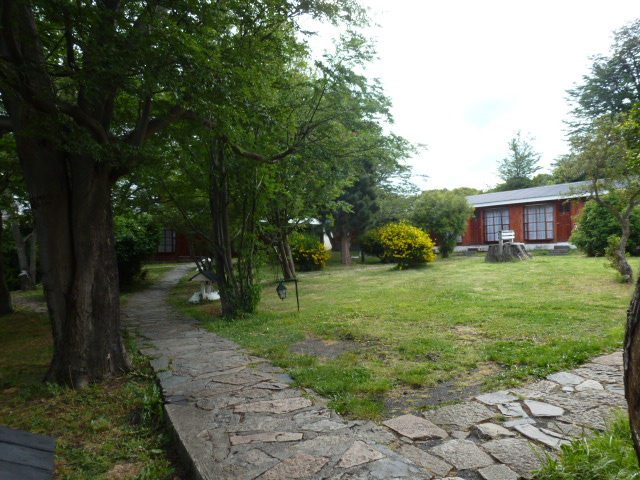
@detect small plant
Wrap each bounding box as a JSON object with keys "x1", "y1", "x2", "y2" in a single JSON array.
[
  {"x1": 289, "y1": 233, "x2": 331, "y2": 271},
  {"x1": 371, "y1": 221, "x2": 436, "y2": 268}
]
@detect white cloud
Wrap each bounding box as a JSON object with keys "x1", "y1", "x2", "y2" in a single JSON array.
[{"x1": 335, "y1": 0, "x2": 640, "y2": 191}]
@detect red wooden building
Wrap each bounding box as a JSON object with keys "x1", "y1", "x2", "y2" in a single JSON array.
[
  {"x1": 150, "y1": 229, "x2": 196, "y2": 262},
  {"x1": 459, "y1": 182, "x2": 587, "y2": 250}
]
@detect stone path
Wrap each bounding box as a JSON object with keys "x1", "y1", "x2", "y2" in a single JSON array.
[{"x1": 123, "y1": 265, "x2": 628, "y2": 480}]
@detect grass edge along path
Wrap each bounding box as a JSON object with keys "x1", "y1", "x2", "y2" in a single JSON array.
[
  {"x1": 170, "y1": 254, "x2": 632, "y2": 420},
  {"x1": 0, "y1": 269, "x2": 185, "y2": 480}
]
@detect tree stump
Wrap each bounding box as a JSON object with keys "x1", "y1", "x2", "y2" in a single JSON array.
[{"x1": 485, "y1": 243, "x2": 532, "y2": 262}]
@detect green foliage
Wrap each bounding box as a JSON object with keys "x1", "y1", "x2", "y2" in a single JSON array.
[
  {"x1": 411, "y1": 189, "x2": 475, "y2": 258},
  {"x1": 289, "y1": 233, "x2": 331, "y2": 271},
  {"x1": 535, "y1": 411, "x2": 640, "y2": 479},
  {"x1": 364, "y1": 222, "x2": 436, "y2": 268},
  {"x1": 570, "y1": 198, "x2": 640, "y2": 256},
  {"x1": 114, "y1": 214, "x2": 161, "y2": 287},
  {"x1": 494, "y1": 131, "x2": 542, "y2": 191},
  {"x1": 360, "y1": 228, "x2": 388, "y2": 262},
  {"x1": 567, "y1": 19, "x2": 640, "y2": 131}
]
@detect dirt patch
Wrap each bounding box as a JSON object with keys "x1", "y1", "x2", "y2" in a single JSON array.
[
  {"x1": 290, "y1": 337, "x2": 361, "y2": 359},
  {"x1": 384, "y1": 362, "x2": 503, "y2": 416}
]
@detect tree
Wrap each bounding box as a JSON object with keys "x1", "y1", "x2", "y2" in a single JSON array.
[
  {"x1": 494, "y1": 131, "x2": 542, "y2": 191},
  {"x1": 569, "y1": 195, "x2": 640, "y2": 257},
  {"x1": 411, "y1": 189, "x2": 475, "y2": 258},
  {"x1": 0, "y1": 1, "x2": 362, "y2": 386},
  {"x1": 567, "y1": 19, "x2": 640, "y2": 133},
  {"x1": 555, "y1": 116, "x2": 640, "y2": 283}
]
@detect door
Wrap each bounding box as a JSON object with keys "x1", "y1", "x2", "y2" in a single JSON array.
[{"x1": 556, "y1": 201, "x2": 572, "y2": 241}]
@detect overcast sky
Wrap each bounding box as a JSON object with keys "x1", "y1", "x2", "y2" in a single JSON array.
[{"x1": 307, "y1": 1, "x2": 640, "y2": 192}]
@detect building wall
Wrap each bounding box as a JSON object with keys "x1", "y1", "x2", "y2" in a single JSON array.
[
  {"x1": 460, "y1": 198, "x2": 585, "y2": 247},
  {"x1": 149, "y1": 230, "x2": 195, "y2": 262}
]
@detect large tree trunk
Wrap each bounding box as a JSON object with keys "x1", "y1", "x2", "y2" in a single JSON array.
[
  {"x1": 340, "y1": 232, "x2": 353, "y2": 265},
  {"x1": 0, "y1": 213, "x2": 14, "y2": 316},
  {"x1": 13, "y1": 116, "x2": 128, "y2": 387},
  {"x1": 625, "y1": 276, "x2": 640, "y2": 460}
]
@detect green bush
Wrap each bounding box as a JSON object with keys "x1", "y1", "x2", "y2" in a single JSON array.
[
  {"x1": 361, "y1": 228, "x2": 389, "y2": 262},
  {"x1": 367, "y1": 222, "x2": 436, "y2": 268},
  {"x1": 570, "y1": 196, "x2": 640, "y2": 256},
  {"x1": 114, "y1": 214, "x2": 161, "y2": 286},
  {"x1": 289, "y1": 233, "x2": 331, "y2": 271}
]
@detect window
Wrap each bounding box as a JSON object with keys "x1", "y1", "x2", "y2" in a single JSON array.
[
  {"x1": 158, "y1": 229, "x2": 176, "y2": 253},
  {"x1": 558, "y1": 202, "x2": 571, "y2": 215},
  {"x1": 525, "y1": 204, "x2": 554, "y2": 240},
  {"x1": 484, "y1": 208, "x2": 510, "y2": 242}
]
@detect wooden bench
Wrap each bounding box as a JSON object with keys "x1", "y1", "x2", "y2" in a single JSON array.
[{"x1": 0, "y1": 426, "x2": 55, "y2": 480}]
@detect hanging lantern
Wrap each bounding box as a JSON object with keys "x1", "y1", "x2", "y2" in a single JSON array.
[{"x1": 276, "y1": 281, "x2": 287, "y2": 300}]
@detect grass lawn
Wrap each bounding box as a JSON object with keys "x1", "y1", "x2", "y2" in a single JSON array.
[
  {"x1": 173, "y1": 252, "x2": 634, "y2": 419},
  {"x1": 0, "y1": 268, "x2": 184, "y2": 480}
]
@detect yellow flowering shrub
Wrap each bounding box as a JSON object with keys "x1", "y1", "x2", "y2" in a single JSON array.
[
  {"x1": 290, "y1": 233, "x2": 331, "y2": 271},
  {"x1": 375, "y1": 222, "x2": 436, "y2": 268}
]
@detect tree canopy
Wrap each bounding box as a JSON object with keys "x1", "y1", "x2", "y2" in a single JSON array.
[
  {"x1": 0, "y1": 0, "x2": 395, "y2": 385},
  {"x1": 493, "y1": 131, "x2": 542, "y2": 191},
  {"x1": 411, "y1": 189, "x2": 475, "y2": 258}
]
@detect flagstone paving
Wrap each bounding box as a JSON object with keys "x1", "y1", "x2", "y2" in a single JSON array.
[{"x1": 123, "y1": 265, "x2": 628, "y2": 480}]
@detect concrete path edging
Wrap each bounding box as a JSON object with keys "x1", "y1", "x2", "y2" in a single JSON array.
[{"x1": 123, "y1": 265, "x2": 627, "y2": 480}]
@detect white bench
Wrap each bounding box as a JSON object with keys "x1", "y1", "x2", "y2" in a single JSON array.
[{"x1": 498, "y1": 230, "x2": 515, "y2": 248}]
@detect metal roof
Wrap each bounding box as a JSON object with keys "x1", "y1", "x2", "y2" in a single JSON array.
[{"x1": 466, "y1": 181, "x2": 590, "y2": 208}]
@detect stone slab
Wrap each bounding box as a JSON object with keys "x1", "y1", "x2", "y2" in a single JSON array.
[
  {"x1": 503, "y1": 418, "x2": 536, "y2": 428},
  {"x1": 476, "y1": 391, "x2": 518, "y2": 405},
  {"x1": 478, "y1": 464, "x2": 519, "y2": 480},
  {"x1": 575, "y1": 379, "x2": 604, "y2": 391},
  {"x1": 572, "y1": 364, "x2": 623, "y2": 384},
  {"x1": 513, "y1": 424, "x2": 569, "y2": 449},
  {"x1": 562, "y1": 405, "x2": 616, "y2": 431},
  {"x1": 429, "y1": 439, "x2": 494, "y2": 470},
  {"x1": 483, "y1": 438, "x2": 545, "y2": 479},
  {"x1": 383, "y1": 414, "x2": 448, "y2": 440},
  {"x1": 234, "y1": 397, "x2": 313, "y2": 414},
  {"x1": 591, "y1": 352, "x2": 623, "y2": 366},
  {"x1": 523, "y1": 400, "x2": 564, "y2": 417},
  {"x1": 546, "y1": 372, "x2": 584, "y2": 386},
  {"x1": 229, "y1": 432, "x2": 303, "y2": 445},
  {"x1": 475, "y1": 423, "x2": 517, "y2": 440},
  {"x1": 426, "y1": 402, "x2": 495, "y2": 427},
  {"x1": 399, "y1": 444, "x2": 452, "y2": 477},
  {"x1": 338, "y1": 440, "x2": 386, "y2": 468},
  {"x1": 497, "y1": 402, "x2": 528, "y2": 418},
  {"x1": 259, "y1": 453, "x2": 329, "y2": 480}
]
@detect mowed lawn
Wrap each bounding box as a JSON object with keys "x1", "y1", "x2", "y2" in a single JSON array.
[{"x1": 176, "y1": 253, "x2": 634, "y2": 418}]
